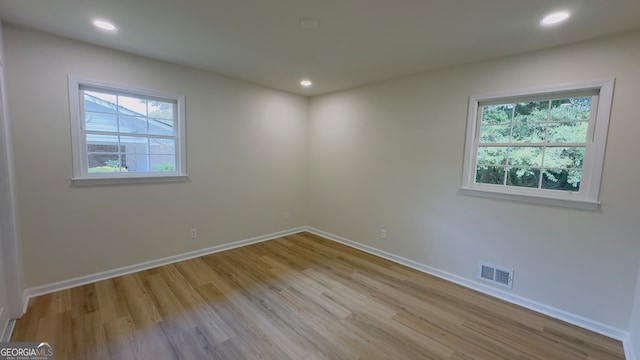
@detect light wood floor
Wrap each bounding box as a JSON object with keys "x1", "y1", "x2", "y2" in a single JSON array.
[{"x1": 12, "y1": 232, "x2": 625, "y2": 359}]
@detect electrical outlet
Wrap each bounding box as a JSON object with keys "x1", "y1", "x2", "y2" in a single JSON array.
[
  {"x1": 283, "y1": 211, "x2": 291, "y2": 219},
  {"x1": 379, "y1": 229, "x2": 387, "y2": 239},
  {"x1": 190, "y1": 228, "x2": 198, "y2": 239}
]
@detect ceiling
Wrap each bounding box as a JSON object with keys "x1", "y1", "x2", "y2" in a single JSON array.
[{"x1": 1, "y1": 0, "x2": 639, "y2": 96}]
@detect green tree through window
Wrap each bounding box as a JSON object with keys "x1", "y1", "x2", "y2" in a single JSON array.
[{"x1": 476, "y1": 97, "x2": 591, "y2": 191}]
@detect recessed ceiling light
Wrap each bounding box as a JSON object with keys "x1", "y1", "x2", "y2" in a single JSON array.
[
  {"x1": 92, "y1": 19, "x2": 117, "y2": 32},
  {"x1": 540, "y1": 11, "x2": 571, "y2": 26},
  {"x1": 300, "y1": 18, "x2": 319, "y2": 29},
  {"x1": 300, "y1": 79, "x2": 313, "y2": 87}
]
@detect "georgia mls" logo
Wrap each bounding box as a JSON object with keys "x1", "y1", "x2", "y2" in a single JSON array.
[{"x1": 0, "y1": 342, "x2": 54, "y2": 360}]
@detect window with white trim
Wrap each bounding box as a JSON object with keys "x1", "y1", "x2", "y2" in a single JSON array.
[
  {"x1": 460, "y1": 79, "x2": 614, "y2": 210},
  {"x1": 69, "y1": 77, "x2": 186, "y2": 184}
]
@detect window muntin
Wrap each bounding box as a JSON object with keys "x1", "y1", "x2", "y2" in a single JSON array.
[
  {"x1": 460, "y1": 79, "x2": 615, "y2": 209},
  {"x1": 69, "y1": 77, "x2": 186, "y2": 183},
  {"x1": 475, "y1": 95, "x2": 594, "y2": 192}
]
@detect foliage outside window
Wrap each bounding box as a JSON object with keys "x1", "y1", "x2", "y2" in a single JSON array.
[
  {"x1": 68, "y1": 77, "x2": 186, "y2": 184},
  {"x1": 477, "y1": 97, "x2": 590, "y2": 191},
  {"x1": 461, "y1": 79, "x2": 614, "y2": 209}
]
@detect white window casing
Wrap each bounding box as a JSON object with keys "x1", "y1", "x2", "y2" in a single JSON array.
[
  {"x1": 460, "y1": 78, "x2": 615, "y2": 210},
  {"x1": 68, "y1": 76, "x2": 187, "y2": 185}
]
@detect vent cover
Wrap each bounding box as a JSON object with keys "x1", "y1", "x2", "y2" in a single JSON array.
[{"x1": 478, "y1": 262, "x2": 513, "y2": 289}]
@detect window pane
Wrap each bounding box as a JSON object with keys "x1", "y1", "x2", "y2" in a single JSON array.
[
  {"x1": 480, "y1": 125, "x2": 510, "y2": 143},
  {"x1": 511, "y1": 124, "x2": 546, "y2": 143},
  {"x1": 514, "y1": 101, "x2": 549, "y2": 123},
  {"x1": 118, "y1": 95, "x2": 148, "y2": 116},
  {"x1": 507, "y1": 167, "x2": 540, "y2": 188},
  {"x1": 508, "y1": 147, "x2": 543, "y2": 167},
  {"x1": 543, "y1": 147, "x2": 585, "y2": 169},
  {"x1": 87, "y1": 144, "x2": 123, "y2": 171},
  {"x1": 477, "y1": 147, "x2": 507, "y2": 165},
  {"x1": 119, "y1": 115, "x2": 149, "y2": 134},
  {"x1": 542, "y1": 170, "x2": 581, "y2": 191},
  {"x1": 476, "y1": 166, "x2": 505, "y2": 185},
  {"x1": 85, "y1": 112, "x2": 117, "y2": 132},
  {"x1": 122, "y1": 153, "x2": 150, "y2": 172},
  {"x1": 88, "y1": 154, "x2": 122, "y2": 173},
  {"x1": 119, "y1": 136, "x2": 149, "y2": 154},
  {"x1": 84, "y1": 91, "x2": 117, "y2": 114},
  {"x1": 87, "y1": 135, "x2": 120, "y2": 151},
  {"x1": 151, "y1": 156, "x2": 176, "y2": 172},
  {"x1": 149, "y1": 120, "x2": 174, "y2": 136},
  {"x1": 149, "y1": 101, "x2": 174, "y2": 120},
  {"x1": 150, "y1": 138, "x2": 175, "y2": 155},
  {"x1": 550, "y1": 97, "x2": 591, "y2": 121},
  {"x1": 482, "y1": 104, "x2": 513, "y2": 125},
  {"x1": 547, "y1": 122, "x2": 588, "y2": 143}
]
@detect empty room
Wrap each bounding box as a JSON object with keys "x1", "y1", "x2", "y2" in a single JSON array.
[{"x1": 0, "y1": 0, "x2": 639, "y2": 359}]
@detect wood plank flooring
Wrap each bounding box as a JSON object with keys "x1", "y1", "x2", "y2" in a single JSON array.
[{"x1": 12, "y1": 232, "x2": 626, "y2": 359}]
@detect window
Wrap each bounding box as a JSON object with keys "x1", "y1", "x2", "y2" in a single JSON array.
[
  {"x1": 460, "y1": 79, "x2": 614, "y2": 209},
  {"x1": 68, "y1": 77, "x2": 186, "y2": 184}
]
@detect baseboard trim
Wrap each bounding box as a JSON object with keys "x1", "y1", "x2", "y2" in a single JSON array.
[
  {"x1": 1, "y1": 319, "x2": 15, "y2": 342},
  {"x1": 304, "y1": 226, "x2": 628, "y2": 343},
  {"x1": 22, "y1": 227, "x2": 306, "y2": 313}
]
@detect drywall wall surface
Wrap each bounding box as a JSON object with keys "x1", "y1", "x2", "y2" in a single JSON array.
[
  {"x1": 630, "y1": 261, "x2": 640, "y2": 359},
  {"x1": 0, "y1": 21, "x2": 24, "y2": 319},
  {"x1": 0, "y1": 22, "x2": 4, "y2": 66},
  {"x1": 0, "y1": 22, "x2": 8, "y2": 332},
  {"x1": 4, "y1": 25, "x2": 308, "y2": 288},
  {"x1": 308, "y1": 30, "x2": 640, "y2": 330}
]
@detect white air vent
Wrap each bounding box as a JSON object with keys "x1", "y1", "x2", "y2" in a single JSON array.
[{"x1": 478, "y1": 262, "x2": 513, "y2": 289}]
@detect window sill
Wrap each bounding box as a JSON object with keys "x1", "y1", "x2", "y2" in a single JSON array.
[
  {"x1": 458, "y1": 187, "x2": 600, "y2": 211},
  {"x1": 71, "y1": 175, "x2": 189, "y2": 186}
]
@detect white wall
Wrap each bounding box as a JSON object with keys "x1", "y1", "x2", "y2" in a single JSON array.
[
  {"x1": 0, "y1": 20, "x2": 11, "y2": 337},
  {"x1": 0, "y1": 21, "x2": 24, "y2": 329},
  {"x1": 630, "y1": 262, "x2": 640, "y2": 359},
  {"x1": 4, "y1": 25, "x2": 308, "y2": 289},
  {"x1": 308, "y1": 30, "x2": 640, "y2": 330}
]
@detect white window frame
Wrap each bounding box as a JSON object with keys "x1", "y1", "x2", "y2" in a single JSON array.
[
  {"x1": 68, "y1": 76, "x2": 187, "y2": 185},
  {"x1": 460, "y1": 78, "x2": 615, "y2": 210}
]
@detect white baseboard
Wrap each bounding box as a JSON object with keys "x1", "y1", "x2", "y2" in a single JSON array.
[
  {"x1": 1, "y1": 319, "x2": 15, "y2": 342},
  {"x1": 22, "y1": 227, "x2": 306, "y2": 313},
  {"x1": 304, "y1": 226, "x2": 629, "y2": 343},
  {"x1": 0, "y1": 305, "x2": 14, "y2": 342}
]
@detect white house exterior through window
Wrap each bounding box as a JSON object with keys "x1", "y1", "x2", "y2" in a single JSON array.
[{"x1": 68, "y1": 77, "x2": 187, "y2": 184}]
